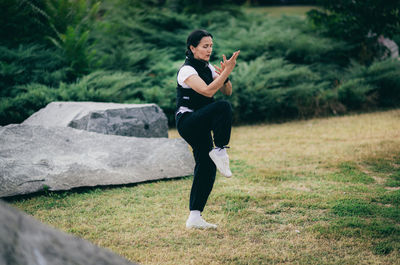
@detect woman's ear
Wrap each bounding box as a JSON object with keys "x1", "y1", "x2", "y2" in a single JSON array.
[{"x1": 190, "y1": 45, "x2": 195, "y2": 54}]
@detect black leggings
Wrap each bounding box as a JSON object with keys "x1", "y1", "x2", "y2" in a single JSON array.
[{"x1": 176, "y1": 100, "x2": 232, "y2": 211}]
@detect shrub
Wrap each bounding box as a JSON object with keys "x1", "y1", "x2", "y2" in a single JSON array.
[
  {"x1": 2, "y1": 4, "x2": 400, "y2": 127},
  {"x1": 338, "y1": 79, "x2": 376, "y2": 110},
  {"x1": 0, "y1": 0, "x2": 51, "y2": 46},
  {"x1": 0, "y1": 84, "x2": 60, "y2": 125},
  {"x1": 0, "y1": 44, "x2": 69, "y2": 97},
  {"x1": 340, "y1": 59, "x2": 400, "y2": 109},
  {"x1": 227, "y1": 56, "x2": 334, "y2": 122}
]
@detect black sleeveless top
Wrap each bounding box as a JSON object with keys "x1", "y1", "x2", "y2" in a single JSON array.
[{"x1": 176, "y1": 55, "x2": 215, "y2": 113}]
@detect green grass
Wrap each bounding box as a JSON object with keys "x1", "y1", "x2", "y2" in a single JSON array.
[
  {"x1": 7, "y1": 109, "x2": 400, "y2": 264},
  {"x1": 326, "y1": 162, "x2": 375, "y2": 184},
  {"x1": 245, "y1": 5, "x2": 317, "y2": 17}
]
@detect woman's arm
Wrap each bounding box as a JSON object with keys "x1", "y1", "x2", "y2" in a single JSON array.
[
  {"x1": 214, "y1": 61, "x2": 232, "y2": 96},
  {"x1": 214, "y1": 54, "x2": 232, "y2": 96},
  {"x1": 184, "y1": 51, "x2": 240, "y2": 98},
  {"x1": 219, "y1": 80, "x2": 232, "y2": 96}
]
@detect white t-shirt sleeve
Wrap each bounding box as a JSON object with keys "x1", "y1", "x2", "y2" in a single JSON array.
[
  {"x1": 177, "y1": 66, "x2": 198, "y2": 88},
  {"x1": 209, "y1": 64, "x2": 219, "y2": 79}
]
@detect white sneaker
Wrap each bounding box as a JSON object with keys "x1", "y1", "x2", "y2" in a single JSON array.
[
  {"x1": 209, "y1": 148, "x2": 232, "y2": 177},
  {"x1": 186, "y1": 216, "x2": 217, "y2": 229}
]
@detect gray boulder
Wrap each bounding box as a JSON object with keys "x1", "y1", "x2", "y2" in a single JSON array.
[
  {"x1": 0, "y1": 124, "x2": 194, "y2": 198},
  {"x1": 22, "y1": 101, "x2": 168, "y2": 138},
  {"x1": 0, "y1": 200, "x2": 139, "y2": 265}
]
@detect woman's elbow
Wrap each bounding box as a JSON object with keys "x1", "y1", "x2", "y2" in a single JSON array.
[
  {"x1": 224, "y1": 86, "x2": 233, "y2": 96},
  {"x1": 222, "y1": 90, "x2": 232, "y2": 96},
  {"x1": 202, "y1": 90, "x2": 215, "y2": 98}
]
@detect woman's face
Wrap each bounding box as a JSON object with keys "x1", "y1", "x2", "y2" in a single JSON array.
[{"x1": 191, "y1": 36, "x2": 213, "y2": 62}]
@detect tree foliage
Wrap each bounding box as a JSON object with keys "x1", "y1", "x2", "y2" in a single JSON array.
[
  {"x1": 307, "y1": 0, "x2": 400, "y2": 63},
  {"x1": 0, "y1": 0, "x2": 50, "y2": 46}
]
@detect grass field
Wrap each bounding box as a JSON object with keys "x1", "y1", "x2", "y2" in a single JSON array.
[
  {"x1": 245, "y1": 5, "x2": 316, "y2": 17},
  {"x1": 7, "y1": 109, "x2": 400, "y2": 264}
]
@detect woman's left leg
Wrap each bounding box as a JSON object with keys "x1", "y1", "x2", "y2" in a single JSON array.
[
  {"x1": 176, "y1": 112, "x2": 217, "y2": 212},
  {"x1": 185, "y1": 132, "x2": 217, "y2": 228},
  {"x1": 189, "y1": 131, "x2": 217, "y2": 212}
]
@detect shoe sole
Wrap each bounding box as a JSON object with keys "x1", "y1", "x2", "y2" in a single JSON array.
[{"x1": 186, "y1": 224, "x2": 217, "y2": 229}]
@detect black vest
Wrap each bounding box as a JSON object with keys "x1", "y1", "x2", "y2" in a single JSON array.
[{"x1": 176, "y1": 56, "x2": 215, "y2": 113}]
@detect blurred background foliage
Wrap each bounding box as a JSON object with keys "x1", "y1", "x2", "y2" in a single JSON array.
[{"x1": 0, "y1": 0, "x2": 399, "y2": 126}]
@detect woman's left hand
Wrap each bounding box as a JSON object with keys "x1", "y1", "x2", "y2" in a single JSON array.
[{"x1": 214, "y1": 60, "x2": 226, "y2": 76}]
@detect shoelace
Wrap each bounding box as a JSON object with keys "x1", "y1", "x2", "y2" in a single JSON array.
[{"x1": 215, "y1": 146, "x2": 230, "y2": 151}]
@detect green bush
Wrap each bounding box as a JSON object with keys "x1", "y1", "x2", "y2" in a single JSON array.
[
  {"x1": 0, "y1": 69, "x2": 174, "y2": 125},
  {"x1": 44, "y1": 0, "x2": 101, "y2": 78},
  {"x1": 338, "y1": 79, "x2": 376, "y2": 110},
  {"x1": 340, "y1": 59, "x2": 400, "y2": 109},
  {"x1": 91, "y1": 4, "x2": 191, "y2": 70},
  {"x1": 0, "y1": 44, "x2": 69, "y2": 97},
  {"x1": 366, "y1": 60, "x2": 400, "y2": 107},
  {"x1": 0, "y1": 84, "x2": 60, "y2": 125},
  {"x1": 228, "y1": 56, "x2": 330, "y2": 122},
  {"x1": 2, "y1": 2, "x2": 400, "y2": 127},
  {"x1": 0, "y1": 0, "x2": 51, "y2": 46}
]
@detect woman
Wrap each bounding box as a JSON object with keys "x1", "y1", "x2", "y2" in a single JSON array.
[{"x1": 175, "y1": 29, "x2": 240, "y2": 229}]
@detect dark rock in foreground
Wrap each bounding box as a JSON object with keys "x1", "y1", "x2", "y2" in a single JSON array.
[
  {"x1": 0, "y1": 200, "x2": 139, "y2": 265},
  {"x1": 22, "y1": 101, "x2": 168, "y2": 138},
  {"x1": 0, "y1": 125, "x2": 194, "y2": 198}
]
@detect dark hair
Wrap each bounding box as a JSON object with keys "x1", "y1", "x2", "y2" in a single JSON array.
[{"x1": 186, "y1": 29, "x2": 213, "y2": 56}]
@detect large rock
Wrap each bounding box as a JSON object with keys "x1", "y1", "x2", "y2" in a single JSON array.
[
  {"x1": 23, "y1": 101, "x2": 168, "y2": 138},
  {"x1": 0, "y1": 124, "x2": 194, "y2": 198},
  {"x1": 0, "y1": 200, "x2": 138, "y2": 265}
]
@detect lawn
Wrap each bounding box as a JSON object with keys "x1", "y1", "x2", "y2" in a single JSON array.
[
  {"x1": 244, "y1": 5, "x2": 317, "y2": 17},
  {"x1": 8, "y1": 109, "x2": 400, "y2": 264}
]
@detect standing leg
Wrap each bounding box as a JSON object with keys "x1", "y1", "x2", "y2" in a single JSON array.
[
  {"x1": 186, "y1": 133, "x2": 218, "y2": 229},
  {"x1": 189, "y1": 131, "x2": 216, "y2": 212},
  {"x1": 177, "y1": 112, "x2": 217, "y2": 212}
]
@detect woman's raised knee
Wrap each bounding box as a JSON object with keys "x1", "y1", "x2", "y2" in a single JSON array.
[{"x1": 215, "y1": 100, "x2": 232, "y2": 114}]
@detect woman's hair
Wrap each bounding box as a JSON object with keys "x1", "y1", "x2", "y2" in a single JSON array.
[{"x1": 186, "y1": 29, "x2": 213, "y2": 56}]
